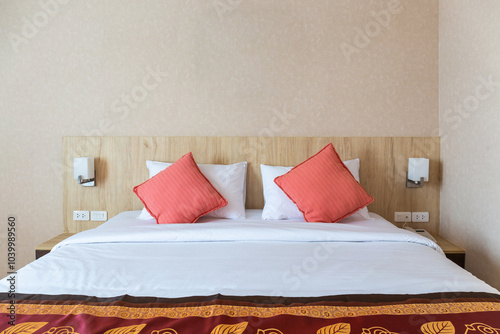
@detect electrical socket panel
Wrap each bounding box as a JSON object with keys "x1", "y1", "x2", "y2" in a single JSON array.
[
  {"x1": 412, "y1": 212, "x2": 429, "y2": 223},
  {"x1": 91, "y1": 211, "x2": 107, "y2": 221},
  {"x1": 394, "y1": 212, "x2": 412, "y2": 223},
  {"x1": 73, "y1": 211, "x2": 89, "y2": 221}
]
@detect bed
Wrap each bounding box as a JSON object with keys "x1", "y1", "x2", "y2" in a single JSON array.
[
  {"x1": 1, "y1": 210, "x2": 500, "y2": 332},
  {"x1": 1, "y1": 137, "x2": 499, "y2": 333}
]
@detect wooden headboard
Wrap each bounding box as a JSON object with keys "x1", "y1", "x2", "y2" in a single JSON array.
[{"x1": 63, "y1": 137, "x2": 440, "y2": 233}]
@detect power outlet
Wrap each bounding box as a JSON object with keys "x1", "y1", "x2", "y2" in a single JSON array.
[
  {"x1": 73, "y1": 210, "x2": 90, "y2": 221},
  {"x1": 91, "y1": 211, "x2": 107, "y2": 221},
  {"x1": 412, "y1": 212, "x2": 429, "y2": 223},
  {"x1": 394, "y1": 212, "x2": 411, "y2": 223}
]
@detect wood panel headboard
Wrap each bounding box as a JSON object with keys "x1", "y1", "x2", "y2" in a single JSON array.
[{"x1": 63, "y1": 137, "x2": 440, "y2": 233}]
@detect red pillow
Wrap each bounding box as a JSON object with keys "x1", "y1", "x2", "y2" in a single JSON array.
[
  {"x1": 133, "y1": 152, "x2": 227, "y2": 224},
  {"x1": 274, "y1": 143, "x2": 374, "y2": 223}
]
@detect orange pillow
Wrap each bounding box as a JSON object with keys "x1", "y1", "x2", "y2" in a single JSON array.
[
  {"x1": 274, "y1": 143, "x2": 374, "y2": 223},
  {"x1": 133, "y1": 152, "x2": 227, "y2": 224}
]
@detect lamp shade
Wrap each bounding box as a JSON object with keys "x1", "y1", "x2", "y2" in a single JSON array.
[
  {"x1": 408, "y1": 158, "x2": 429, "y2": 182},
  {"x1": 74, "y1": 157, "x2": 94, "y2": 180}
]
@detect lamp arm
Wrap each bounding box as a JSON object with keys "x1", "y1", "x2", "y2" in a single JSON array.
[{"x1": 77, "y1": 175, "x2": 95, "y2": 185}]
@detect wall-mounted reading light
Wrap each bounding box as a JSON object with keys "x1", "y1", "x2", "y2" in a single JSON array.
[
  {"x1": 74, "y1": 157, "x2": 95, "y2": 187},
  {"x1": 406, "y1": 158, "x2": 429, "y2": 188}
]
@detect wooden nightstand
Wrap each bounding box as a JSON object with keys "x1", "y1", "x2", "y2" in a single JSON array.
[
  {"x1": 36, "y1": 233, "x2": 75, "y2": 259},
  {"x1": 432, "y1": 234, "x2": 466, "y2": 268}
]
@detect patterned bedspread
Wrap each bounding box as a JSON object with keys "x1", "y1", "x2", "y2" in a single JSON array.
[{"x1": 1, "y1": 292, "x2": 500, "y2": 333}]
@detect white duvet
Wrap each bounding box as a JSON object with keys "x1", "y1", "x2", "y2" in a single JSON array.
[{"x1": 1, "y1": 210, "x2": 497, "y2": 298}]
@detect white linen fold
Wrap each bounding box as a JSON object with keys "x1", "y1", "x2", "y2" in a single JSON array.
[{"x1": 54, "y1": 211, "x2": 442, "y2": 253}]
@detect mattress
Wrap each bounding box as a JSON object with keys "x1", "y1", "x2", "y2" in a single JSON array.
[
  {"x1": 1, "y1": 210, "x2": 499, "y2": 332},
  {"x1": 1, "y1": 209, "x2": 496, "y2": 298}
]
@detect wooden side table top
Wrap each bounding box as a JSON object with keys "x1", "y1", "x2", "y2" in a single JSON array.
[
  {"x1": 36, "y1": 233, "x2": 76, "y2": 259},
  {"x1": 432, "y1": 234, "x2": 465, "y2": 254}
]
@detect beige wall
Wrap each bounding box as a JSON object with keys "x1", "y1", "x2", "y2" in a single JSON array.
[
  {"x1": 0, "y1": 1, "x2": 438, "y2": 276},
  {"x1": 439, "y1": 1, "x2": 500, "y2": 289}
]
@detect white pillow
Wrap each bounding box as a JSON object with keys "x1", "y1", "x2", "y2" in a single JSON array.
[
  {"x1": 261, "y1": 159, "x2": 372, "y2": 220},
  {"x1": 138, "y1": 161, "x2": 247, "y2": 220}
]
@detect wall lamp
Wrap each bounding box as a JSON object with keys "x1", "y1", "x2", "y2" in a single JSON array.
[
  {"x1": 406, "y1": 158, "x2": 429, "y2": 188},
  {"x1": 74, "y1": 157, "x2": 95, "y2": 187}
]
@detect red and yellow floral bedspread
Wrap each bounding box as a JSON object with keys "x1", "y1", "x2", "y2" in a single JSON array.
[{"x1": 1, "y1": 292, "x2": 500, "y2": 333}]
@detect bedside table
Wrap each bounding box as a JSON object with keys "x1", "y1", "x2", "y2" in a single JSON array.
[
  {"x1": 432, "y1": 234, "x2": 466, "y2": 268},
  {"x1": 36, "y1": 233, "x2": 75, "y2": 259}
]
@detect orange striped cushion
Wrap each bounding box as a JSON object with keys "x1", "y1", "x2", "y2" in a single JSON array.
[
  {"x1": 133, "y1": 152, "x2": 227, "y2": 224},
  {"x1": 274, "y1": 143, "x2": 374, "y2": 223}
]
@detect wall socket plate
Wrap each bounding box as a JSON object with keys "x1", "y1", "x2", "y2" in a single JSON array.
[
  {"x1": 73, "y1": 210, "x2": 89, "y2": 221},
  {"x1": 412, "y1": 212, "x2": 429, "y2": 222},
  {"x1": 394, "y1": 212, "x2": 412, "y2": 223},
  {"x1": 91, "y1": 211, "x2": 107, "y2": 221}
]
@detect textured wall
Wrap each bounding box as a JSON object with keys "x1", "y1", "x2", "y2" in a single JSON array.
[
  {"x1": 0, "y1": 1, "x2": 438, "y2": 276},
  {"x1": 439, "y1": 1, "x2": 500, "y2": 289}
]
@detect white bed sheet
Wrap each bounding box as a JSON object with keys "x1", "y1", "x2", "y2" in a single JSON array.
[{"x1": 0, "y1": 210, "x2": 497, "y2": 298}]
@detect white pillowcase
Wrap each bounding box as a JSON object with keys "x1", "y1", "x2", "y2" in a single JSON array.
[
  {"x1": 261, "y1": 159, "x2": 372, "y2": 220},
  {"x1": 138, "y1": 161, "x2": 247, "y2": 220}
]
